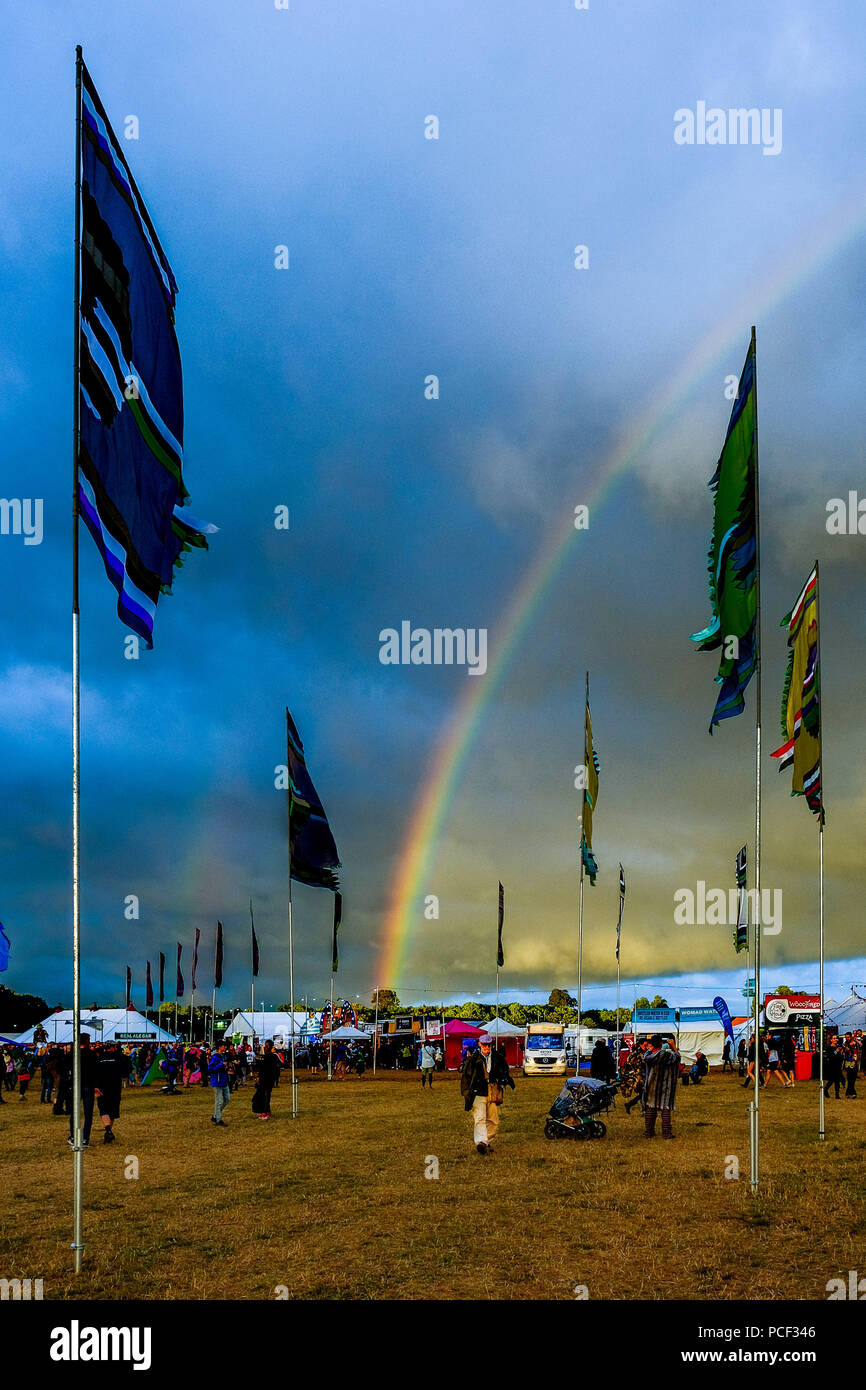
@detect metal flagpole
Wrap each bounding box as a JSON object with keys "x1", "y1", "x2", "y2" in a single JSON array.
[
  {"x1": 286, "y1": 709, "x2": 298, "y2": 1116},
  {"x1": 750, "y1": 325, "x2": 762, "y2": 1195},
  {"x1": 70, "y1": 46, "x2": 84, "y2": 1274},
  {"x1": 373, "y1": 986, "x2": 379, "y2": 1074},
  {"x1": 816, "y1": 559, "x2": 825, "y2": 1142},
  {"x1": 328, "y1": 975, "x2": 334, "y2": 1081},
  {"x1": 576, "y1": 671, "x2": 588, "y2": 1069}
]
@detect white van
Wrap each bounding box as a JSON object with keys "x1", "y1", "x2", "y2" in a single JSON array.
[{"x1": 523, "y1": 1022, "x2": 568, "y2": 1077}]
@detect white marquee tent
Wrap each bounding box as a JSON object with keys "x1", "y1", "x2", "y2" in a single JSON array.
[
  {"x1": 226, "y1": 1011, "x2": 313, "y2": 1043},
  {"x1": 16, "y1": 1008, "x2": 176, "y2": 1045},
  {"x1": 826, "y1": 991, "x2": 866, "y2": 1033}
]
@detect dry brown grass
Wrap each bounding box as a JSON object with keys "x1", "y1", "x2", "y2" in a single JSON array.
[{"x1": 2, "y1": 1069, "x2": 864, "y2": 1301}]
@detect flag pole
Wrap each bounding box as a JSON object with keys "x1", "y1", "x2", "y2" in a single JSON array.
[
  {"x1": 328, "y1": 975, "x2": 334, "y2": 1081},
  {"x1": 576, "y1": 671, "x2": 588, "y2": 1067},
  {"x1": 373, "y1": 985, "x2": 379, "y2": 1074},
  {"x1": 70, "y1": 42, "x2": 85, "y2": 1277},
  {"x1": 285, "y1": 708, "x2": 298, "y2": 1116},
  {"x1": 816, "y1": 559, "x2": 825, "y2": 1142},
  {"x1": 750, "y1": 324, "x2": 762, "y2": 1195}
]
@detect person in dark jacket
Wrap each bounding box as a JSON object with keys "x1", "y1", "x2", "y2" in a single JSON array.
[
  {"x1": 690, "y1": 1051, "x2": 709, "y2": 1085},
  {"x1": 460, "y1": 1034, "x2": 514, "y2": 1155},
  {"x1": 94, "y1": 1045, "x2": 129, "y2": 1143},
  {"x1": 209, "y1": 1044, "x2": 231, "y2": 1125},
  {"x1": 721, "y1": 1039, "x2": 733, "y2": 1072},
  {"x1": 590, "y1": 1039, "x2": 615, "y2": 1081},
  {"x1": 823, "y1": 1039, "x2": 844, "y2": 1099},
  {"x1": 252, "y1": 1040, "x2": 281, "y2": 1120}
]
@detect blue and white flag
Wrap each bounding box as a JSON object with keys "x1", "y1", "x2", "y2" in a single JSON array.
[
  {"x1": 78, "y1": 58, "x2": 214, "y2": 647},
  {"x1": 713, "y1": 995, "x2": 735, "y2": 1045}
]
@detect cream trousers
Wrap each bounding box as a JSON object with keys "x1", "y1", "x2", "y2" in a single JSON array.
[{"x1": 471, "y1": 1094, "x2": 501, "y2": 1146}]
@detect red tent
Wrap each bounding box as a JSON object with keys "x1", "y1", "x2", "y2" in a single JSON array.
[{"x1": 426, "y1": 1019, "x2": 484, "y2": 1070}]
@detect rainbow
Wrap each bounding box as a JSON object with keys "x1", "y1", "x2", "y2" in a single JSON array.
[{"x1": 378, "y1": 181, "x2": 866, "y2": 991}]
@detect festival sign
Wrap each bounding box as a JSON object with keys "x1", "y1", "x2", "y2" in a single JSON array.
[
  {"x1": 633, "y1": 1008, "x2": 676, "y2": 1026},
  {"x1": 764, "y1": 994, "x2": 820, "y2": 1025}
]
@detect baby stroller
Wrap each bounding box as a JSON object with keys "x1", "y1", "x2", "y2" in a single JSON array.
[{"x1": 543, "y1": 1076, "x2": 619, "y2": 1141}]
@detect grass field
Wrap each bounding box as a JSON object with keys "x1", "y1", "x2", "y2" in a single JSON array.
[{"x1": 2, "y1": 1068, "x2": 864, "y2": 1301}]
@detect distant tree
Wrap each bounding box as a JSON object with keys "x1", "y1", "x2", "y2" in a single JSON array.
[
  {"x1": 504, "y1": 1002, "x2": 529, "y2": 1026},
  {"x1": 650, "y1": 995, "x2": 669, "y2": 1009},
  {"x1": 634, "y1": 996, "x2": 651, "y2": 1012},
  {"x1": 548, "y1": 988, "x2": 577, "y2": 1009},
  {"x1": 371, "y1": 988, "x2": 400, "y2": 1013},
  {"x1": 774, "y1": 984, "x2": 795, "y2": 995},
  {"x1": 0, "y1": 986, "x2": 50, "y2": 1033}
]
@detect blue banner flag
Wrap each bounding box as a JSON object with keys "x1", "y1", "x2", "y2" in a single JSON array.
[
  {"x1": 713, "y1": 995, "x2": 735, "y2": 1045},
  {"x1": 77, "y1": 59, "x2": 214, "y2": 646},
  {"x1": 0, "y1": 922, "x2": 10, "y2": 972}
]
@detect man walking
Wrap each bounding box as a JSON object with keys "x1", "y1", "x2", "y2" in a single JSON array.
[
  {"x1": 721, "y1": 1038, "x2": 733, "y2": 1073},
  {"x1": 209, "y1": 1043, "x2": 231, "y2": 1126},
  {"x1": 642, "y1": 1034, "x2": 680, "y2": 1139},
  {"x1": 460, "y1": 1033, "x2": 514, "y2": 1155},
  {"x1": 420, "y1": 1040, "x2": 436, "y2": 1088}
]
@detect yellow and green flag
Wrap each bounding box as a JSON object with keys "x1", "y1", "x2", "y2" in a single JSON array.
[{"x1": 771, "y1": 566, "x2": 823, "y2": 819}]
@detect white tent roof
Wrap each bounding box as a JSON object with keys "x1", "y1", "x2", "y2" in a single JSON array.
[
  {"x1": 227, "y1": 1011, "x2": 312, "y2": 1040},
  {"x1": 16, "y1": 1009, "x2": 176, "y2": 1045},
  {"x1": 826, "y1": 991, "x2": 866, "y2": 1032},
  {"x1": 483, "y1": 1015, "x2": 526, "y2": 1035},
  {"x1": 325, "y1": 1024, "x2": 371, "y2": 1040}
]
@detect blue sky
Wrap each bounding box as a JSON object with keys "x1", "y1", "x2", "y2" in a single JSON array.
[{"x1": 1, "y1": 1, "x2": 865, "y2": 1014}]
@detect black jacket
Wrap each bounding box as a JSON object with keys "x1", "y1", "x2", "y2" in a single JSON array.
[{"x1": 460, "y1": 1046, "x2": 514, "y2": 1110}]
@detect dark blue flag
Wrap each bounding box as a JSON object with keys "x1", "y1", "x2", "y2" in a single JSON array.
[
  {"x1": 0, "y1": 922, "x2": 10, "y2": 972},
  {"x1": 286, "y1": 708, "x2": 341, "y2": 891},
  {"x1": 77, "y1": 59, "x2": 213, "y2": 646}
]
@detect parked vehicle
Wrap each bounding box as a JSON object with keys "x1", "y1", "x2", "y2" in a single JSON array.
[{"x1": 523, "y1": 1022, "x2": 567, "y2": 1077}]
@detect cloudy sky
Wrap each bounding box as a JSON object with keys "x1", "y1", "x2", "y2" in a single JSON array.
[{"x1": 1, "y1": 0, "x2": 865, "y2": 1016}]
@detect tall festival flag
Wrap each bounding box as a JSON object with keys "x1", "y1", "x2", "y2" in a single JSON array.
[
  {"x1": 771, "y1": 563, "x2": 825, "y2": 1138},
  {"x1": 145, "y1": 960, "x2": 153, "y2": 1010},
  {"x1": 495, "y1": 881, "x2": 505, "y2": 1023},
  {"x1": 691, "y1": 329, "x2": 762, "y2": 1192},
  {"x1": 210, "y1": 921, "x2": 223, "y2": 1049},
  {"x1": 176, "y1": 944, "x2": 184, "y2": 999},
  {"x1": 69, "y1": 49, "x2": 213, "y2": 1273},
  {"x1": 158, "y1": 951, "x2": 166, "y2": 1004},
  {"x1": 0, "y1": 923, "x2": 11, "y2": 972},
  {"x1": 125, "y1": 966, "x2": 131, "y2": 1010},
  {"x1": 735, "y1": 846, "x2": 749, "y2": 954},
  {"x1": 576, "y1": 673, "x2": 601, "y2": 1034},
  {"x1": 286, "y1": 707, "x2": 341, "y2": 1097},
  {"x1": 189, "y1": 927, "x2": 200, "y2": 1043},
  {"x1": 332, "y1": 894, "x2": 342, "y2": 974}
]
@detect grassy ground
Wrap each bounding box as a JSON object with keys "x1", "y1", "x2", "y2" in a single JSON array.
[{"x1": 1, "y1": 1068, "x2": 864, "y2": 1301}]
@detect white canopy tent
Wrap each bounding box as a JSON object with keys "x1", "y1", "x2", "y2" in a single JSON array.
[
  {"x1": 226, "y1": 1011, "x2": 313, "y2": 1043},
  {"x1": 324, "y1": 1024, "x2": 371, "y2": 1041},
  {"x1": 483, "y1": 1016, "x2": 527, "y2": 1035},
  {"x1": 16, "y1": 1008, "x2": 176, "y2": 1045}
]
